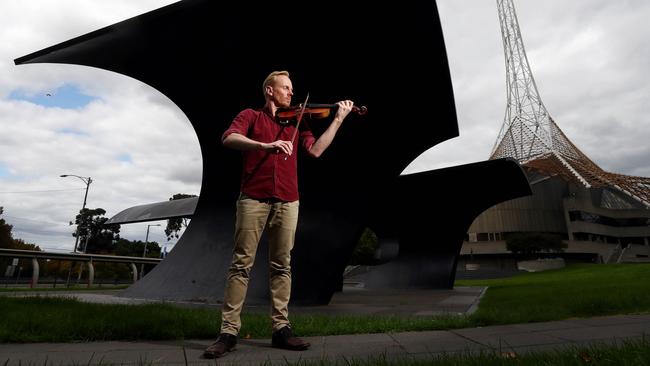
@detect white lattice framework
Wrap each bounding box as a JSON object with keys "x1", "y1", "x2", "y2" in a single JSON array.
[{"x1": 490, "y1": 0, "x2": 650, "y2": 208}]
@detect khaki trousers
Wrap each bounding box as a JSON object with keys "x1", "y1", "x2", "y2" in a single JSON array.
[{"x1": 220, "y1": 195, "x2": 299, "y2": 335}]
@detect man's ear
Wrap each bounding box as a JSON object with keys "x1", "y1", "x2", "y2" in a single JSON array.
[{"x1": 265, "y1": 85, "x2": 273, "y2": 97}]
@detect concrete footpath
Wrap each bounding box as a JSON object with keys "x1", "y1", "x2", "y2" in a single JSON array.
[{"x1": 1, "y1": 288, "x2": 649, "y2": 365}]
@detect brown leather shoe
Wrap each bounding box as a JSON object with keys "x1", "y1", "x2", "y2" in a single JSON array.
[
  {"x1": 271, "y1": 326, "x2": 311, "y2": 350},
  {"x1": 203, "y1": 333, "x2": 237, "y2": 359}
]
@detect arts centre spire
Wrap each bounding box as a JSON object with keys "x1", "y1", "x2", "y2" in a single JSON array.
[{"x1": 490, "y1": 0, "x2": 650, "y2": 208}]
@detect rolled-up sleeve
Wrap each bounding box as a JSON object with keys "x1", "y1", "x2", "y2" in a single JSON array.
[
  {"x1": 222, "y1": 109, "x2": 255, "y2": 142},
  {"x1": 299, "y1": 124, "x2": 316, "y2": 152}
]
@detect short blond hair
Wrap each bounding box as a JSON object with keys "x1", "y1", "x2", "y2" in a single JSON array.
[{"x1": 262, "y1": 70, "x2": 290, "y2": 98}]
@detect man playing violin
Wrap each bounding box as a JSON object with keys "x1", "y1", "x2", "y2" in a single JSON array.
[{"x1": 203, "y1": 70, "x2": 353, "y2": 358}]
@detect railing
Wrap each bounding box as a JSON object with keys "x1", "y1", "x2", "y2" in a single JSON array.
[
  {"x1": 0, "y1": 248, "x2": 162, "y2": 288},
  {"x1": 605, "y1": 244, "x2": 622, "y2": 264}
]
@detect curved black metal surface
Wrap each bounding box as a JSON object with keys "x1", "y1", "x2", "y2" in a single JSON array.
[
  {"x1": 105, "y1": 197, "x2": 198, "y2": 225},
  {"x1": 16, "y1": 0, "x2": 531, "y2": 305},
  {"x1": 358, "y1": 158, "x2": 532, "y2": 290}
]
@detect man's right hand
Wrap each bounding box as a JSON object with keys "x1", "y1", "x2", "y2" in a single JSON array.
[{"x1": 263, "y1": 140, "x2": 293, "y2": 155}]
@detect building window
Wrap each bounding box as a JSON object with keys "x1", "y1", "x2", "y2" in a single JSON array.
[{"x1": 568, "y1": 210, "x2": 650, "y2": 227}]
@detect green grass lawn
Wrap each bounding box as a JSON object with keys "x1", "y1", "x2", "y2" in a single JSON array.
[
  {"x1": 0, "y1": 263, "x2": 648, "y2": 343},
  {"x1": 457, "y1": 263, "x2": 650, "y2": 325},
  {"x1": 0, "y1": 296, "x2": 472, "y2": 342},
  {"x1": 0, "y1": 285, "x2": 128, "y2": 293}
]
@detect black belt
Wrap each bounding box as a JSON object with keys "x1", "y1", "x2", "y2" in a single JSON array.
[{"x1": 239, "y1": 193, "x2": 284, "y2": 204}]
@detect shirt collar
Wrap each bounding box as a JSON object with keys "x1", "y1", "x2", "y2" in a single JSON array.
[{"x1": 261, "y1": 105, "x2": 274, "y2": 118}]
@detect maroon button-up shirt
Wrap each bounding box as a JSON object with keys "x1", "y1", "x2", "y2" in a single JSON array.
[{"x1": 222, "y1": 107, "x2": 316, "y2": 202}]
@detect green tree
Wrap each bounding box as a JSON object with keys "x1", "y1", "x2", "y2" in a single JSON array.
[
  {"x1": 0, "y1": 207, "x2": 12, "y2": 248},
  {"x1": 70, "y1": 208, "x2": 120, "y2": 253},
  {"x1": 506, "y1": 232, "x2": 567, "y2": 258},
  {"x1": 0, "y1": 207, "x2": 40, "y2": 275},
  {"x1": 115, "y1": 238, "x2": 161, "y2": 258},
  {"x1": 114, "y1": 238, "x2": 161, "y2": 278},
  {"x1": 42, "y1": 259, "x2": 73, "y2": 280},
  {"x1": 93, "y1": 262, "x2": 133, "y2": 283},
  {"x1": 349, "y1": 228, "x2": 379, "y2": 265},
  {"x1": 164, "y1": 193, "x2": 196, "y2": 241}
]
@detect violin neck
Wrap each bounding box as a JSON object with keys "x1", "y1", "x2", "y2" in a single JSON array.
[
  {"x1": 301, "y1": 103, "x2": 337, "y2": 109},
  {"x1": 301, "y1": 103, "x2": 366, "y2": 114}
]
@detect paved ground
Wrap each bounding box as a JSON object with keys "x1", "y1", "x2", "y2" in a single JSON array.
[
  {"x1": 0, "y1": 285, "x2": 487, "y2": 316},
  {"x1": 1, "y1": 287, "x2": 649, "y2": 365}
]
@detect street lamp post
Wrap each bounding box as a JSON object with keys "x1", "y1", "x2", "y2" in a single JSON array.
[
  {"x1": 141, "y1": 224, "x2": 161, "y2": 279},
  {"x1": 60, "y1": 174, "x2": 92, "y2": 253}
]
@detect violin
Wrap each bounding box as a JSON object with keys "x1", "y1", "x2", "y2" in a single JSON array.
[{"x1": 276, "y1": 103, "x2": 367, "y2": 125}]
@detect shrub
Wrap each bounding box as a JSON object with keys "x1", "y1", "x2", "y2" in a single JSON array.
[
  {"x1": 349, "y1": 228, "x2": 379, "y2": 265},
  {"x1": 506, "y1": 232, "x2": 567, "y2": 258}
]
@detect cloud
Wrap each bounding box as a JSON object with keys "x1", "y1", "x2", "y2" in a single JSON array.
[
  {"x1": 0, "y1": 1, "x2": 197, "y2": 251},
  {"x1": 1, "y1": 0, "x2": 649, "y2": 252},
  {"x1": 409, "y1": 1, "x2": 650, "y2": 180}
]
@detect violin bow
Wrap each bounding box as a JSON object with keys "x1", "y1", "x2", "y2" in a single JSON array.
[{"x1": 284, "y1": 92, "x2": 309, "y2": 160}]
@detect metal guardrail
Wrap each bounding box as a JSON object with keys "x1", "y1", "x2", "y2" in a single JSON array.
[
  {"x1": 0, "y1": 248, "x2": 162, "y2": 287},
  {"x1": 0, "y1": 248, "x2": 161, "y2": 264}
]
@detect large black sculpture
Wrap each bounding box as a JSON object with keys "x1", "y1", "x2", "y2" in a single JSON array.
[{"x1": 16, "y1": 0, "x2": 531, "y2": 305}]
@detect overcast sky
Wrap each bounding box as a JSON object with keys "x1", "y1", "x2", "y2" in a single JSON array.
[{"x1": 1, "y1": 1, "x2": 648, "y2": 252}]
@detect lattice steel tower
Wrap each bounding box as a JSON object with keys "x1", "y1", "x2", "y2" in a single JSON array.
[{"x1": 490, "y1": 0, "x2": 650, "y2": 208}]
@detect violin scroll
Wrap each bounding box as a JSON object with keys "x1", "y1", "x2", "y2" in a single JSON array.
[{"x1": 353, "y1": 105, "x2": 367, "y2": 116}]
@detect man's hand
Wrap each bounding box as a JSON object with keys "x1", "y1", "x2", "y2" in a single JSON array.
[
  {"x1": 263, "y1": 140, "x2": 293, "y2": 155},
  {"x1": 334, "y1": 100, "x2": 354, "y2": 122}
]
